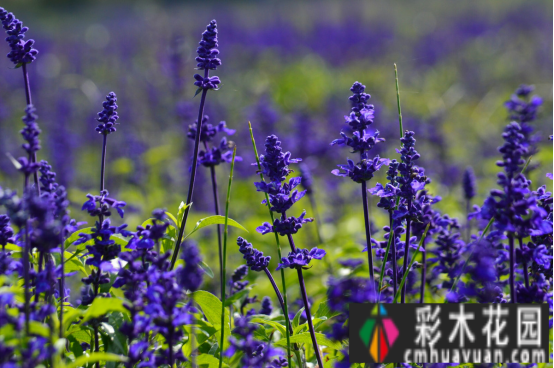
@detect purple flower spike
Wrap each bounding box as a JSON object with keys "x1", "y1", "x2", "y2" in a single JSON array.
[
  {"x1": 95, "y1": 92, "x2": 119, "y2": 135},
  {"x1": 0, "y1": 8, "x2": 38, "y2": 65},
  {"x1": 237, "y1": 237, "x2": 271, "y2": 272},
  {"x1": 332, "y1": 156, "x2": 389, "y2": 183},
  {"x1": 195, "y1": 19, "x2": 221, "y2": 71}
]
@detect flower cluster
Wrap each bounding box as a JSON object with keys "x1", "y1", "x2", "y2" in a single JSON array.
[
  {"x1": 331, "y1": 82, "x2": 386, "y2": 182},
  {"x1": 193, "y1": 20, "x2": 221, "y2": 90},
  {"x1": 504, "y1": 84, "x2": 543, "y2": 150},
  {"x1": 18, "y1": 105, "x2": 41, "y2": 176},
  {"x1": 95, "y1": 92, "x2": 119, "y2": 135},
  {"x1": 225, "y1": 316, "x2": 282, "y2": 367},
  {"x1": 237, "y1": 236, "x2": 271, "y2": 271},
  {"x1": 369, "y1": 159, "x2": 400, "y2": 210},
  {"x1": 255, "y1": 135, "x2": 316, "y2": 237},
  {"x1": 0, "y1": 8, "x2": 38, "y2": 65},
  {"x1": 462, "y1": 166, "x2": 477, "y2": 201},
  {"x1": 276, "y1": 247, "x2": 325, "y2": 270},
  {"x1": 188, "y1": 116, "x2": 241, "y2": 167}
]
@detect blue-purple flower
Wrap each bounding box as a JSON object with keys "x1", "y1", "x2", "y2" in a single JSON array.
[
  {"x1": 0, "y1": 8, "x2": 38, "y2": 65},
  {"x1": 276, "y1": 247, "x2": 325, "y2": 270}
]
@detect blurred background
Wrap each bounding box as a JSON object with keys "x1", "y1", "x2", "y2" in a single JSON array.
[{"x1": 0, "y1": 0, "x2": 552, "y2": 298}]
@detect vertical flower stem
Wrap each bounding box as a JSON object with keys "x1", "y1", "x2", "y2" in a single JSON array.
[
  {"x1": 361, "y1": 180, "x2": 375, "y2": 299},
  {"x1": 59, "y1": 234, "x2": 65, "y2": 339},
  {"x1": 377, "y1": 64, "x2": 405, "y2": 301},
  {"x1": 23, "y1": 219, "x2": 31, "y2": 337},
  {"x1": 465, "y1": 199, "x2": 471, "y2": 243},
  {"x1": 517, "y1": 236, "x2": 530, "y2": 288},
  {"x1": 389, "y1": 213, "x2": 397, "y2": 298},
  {"x1": 400, "y1": 200, "x2": 412, "y2": 304},
  {"x1": 508, "y1": 234, "x2": 516, "y2": 303},
  {"x1": 249, "y1": 122, "x2": 293, "y2": 367},
  {"x1": 419, "y1": 239, "x2": 426, "y2": 303},
  {"x1": 34, "y1": 251, "x2": 44, "y2": 302},
  {"x1": 21, "y1": 63, "x2": 40, "y2": 196},
  {"x1": 218, "y1": 147, "x2": 236, "y2": 368},
  {"x1": 284, "y1": 229, "x2": 324, "y2": 368},
  {"x1": 171, "y1": 69, "x2": 210, "y2": 270},
  {"x1": 100, "y1": 134, "x2": 108, "y2": 193},
  {"x1": 263, "y1": 268, "x2": 293, "y2": 333},
  {"x1": 203, "y1": 141, "x2": 224, "y2": 301}
]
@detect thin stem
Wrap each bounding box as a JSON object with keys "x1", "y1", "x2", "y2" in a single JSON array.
[
  {"x1": 249, "y1": 122, "x2": 293, "y2": 368},
  {"x1": 308, "y1": 193, "x2": 323, "y2": 246},
  {"x1": 361, "y1": 180, "x2": 375, "y2": 299},
  {"x1": 508, "y1": 235, "x2": 516, "y2": 303},
  {"x1": 21, "y1": 63, "x2": 40, "y2": 196},
  {"x1": 171, "y1": 69, "x2": 210, "y2": 270},
  {"x1": 389, "y1": 213, "x2": 398, "y2": 299},
  {"x1": 264, "y1": 268, "x2": 293, "y2": 332},
  {"x1": 465, "y1": 199, "x2": 471, "y2": 243},
  {"x1": 394, "y1": 63, "x2": 404, "y2": 138},
  {"x1": 419, "y1": 239, "x2": 426, "y2": 303},
  {"x1": 206, "y1": 145, "x2": 224, "y2": 300},
  {"x1": 35, "y1": 251, "x2": 44, "y2": 302},
  {"x1": 23, "y1": 218, "x2": 31, "y2": 337},
  {"x1": 100, "y1": 134, "x2": 107, "y2": 193},
  {"x1": 218, "y1": 147, "x2": 236, "y2": 368},
  {"x1": 400, "y1": 200, "x2": 412, "y2": 304},
  {"x1": 285, "y1": 230, "x2": 324, "y2": 368},
  {"x1": 517, "y1": 236, "x2": 530, "y2": 288},
  {"x1": 59, "y1": 234, "x2": 65, "y2": 338}
]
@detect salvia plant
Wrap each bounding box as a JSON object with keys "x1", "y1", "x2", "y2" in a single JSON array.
[{"x1": 0, "y1": 7, "x2": 551, "y2": 368}]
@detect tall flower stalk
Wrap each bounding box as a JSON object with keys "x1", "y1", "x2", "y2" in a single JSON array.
[
  {"x1": 1, "y1": 8, "x2": 40, "y2": 194},
  {"x1": 171, "y1": 20, "x2": 222, "y2": 269},
  {"x1": 462, "y1": 166, "x2": 477, "y2": 242},
  {"x1": 249, "y1": 123, "x2": 293, "y2": 367},
  {"x1": 218, "y1": 147, "x2": 236, "y2": 368},
  {"x1": 187, "y1": 118, "x2": 240, "y2": 298},
  {"x1": 330, "y1": 81, "x2": 387, "y2": 295},
  {"x1": 76, "y1": 92, "x2": 129, "y2": 364},
  {"x1": 255, "y1": 134, "x2": 325, "y2": 368}
]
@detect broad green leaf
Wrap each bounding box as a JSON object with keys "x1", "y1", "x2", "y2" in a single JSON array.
[
  {"x1": 3, "y1": 243, "x2": 20, "y2": 252},
  {"x1": 181, "y1": 329, "x2": 197, "y2": 360},
  {"x1": 62, "y1": 307, "x2": 84, "y2": 332},
  {"x1": 196, "y1": 354, "x2": 224, "y2": 368},
  {"x1": 29, "y1": 321, "x2": 50, "y2": 337},
  {"x1": 199, "y1": 261, "x2": 214, "y2": 279},
  {"x1": 250, "y1": 317, "x2": 287, "y2": 337},
  {"x1": 184, "y1": 215, "x2": 247, "y2": 241},
  {"x1": 274, "y1": 332, "x2": 342, "y2": 350},
  {"x1": 190, "y1": 290, "x2": 231, "y2": 350},
  {"x1": 81, "y1": 297, "x2": 128, "y2": 324},
  {"x1": 65, "y1": 352, "x2": 127, "y2": 368}
]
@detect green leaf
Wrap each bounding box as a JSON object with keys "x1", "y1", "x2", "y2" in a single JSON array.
[
  {"x1": 184, "y1": 215, "x2": 247, "y2": 241},
  {"x1": 194, "y1": 87, "x2": 203, "y2": 97},
  {"x1": 292, "y1": 307, "x2": 305, "y2": 330},
  {"x1": 29, "y1": 321, "x2": 50, "y2": 337},
  {"x1": 165, "y1": 211, "x2": 179, "y2": 229},
  {"x1": 223, "y1": 288, "x2": 250, "y2": 307},
  {"x1": 274, "y1": 332, "x2": 342, "y2": 350},
  {"x1": 3, "y1": 243, "x2": 21, "y2": 252},
  {"x1": 194, "y1": 352, "x2": 228, "y2": 368},
  {"x1": 250, "y1": 317, "x2": 287, "y2": 337},
  {"x1": 65, "y1": 352, "x2": 127, "y2": 368},
  {"x1": 199, "y1": 261, "x2": 214, "y2": 279},
  {"x1": 190, "y1": 291, "x2": 231, "y2": 350},
  {"x1": 314, "y1": 300, "x2": 341, "y2": 320},
  {"x1": 177, "y1": 201, "x2": 192, "y2": 228},
  {"x1": 81, "y1": 297, "x2": 128, "y2": 324},
  {"x1": 65, "y1": 227, "x2": 95, "y2": 249}
]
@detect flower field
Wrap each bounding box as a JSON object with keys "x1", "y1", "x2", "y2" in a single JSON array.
[{"x1": 0, "y1": 1, "x2": 551, "y2": 367}]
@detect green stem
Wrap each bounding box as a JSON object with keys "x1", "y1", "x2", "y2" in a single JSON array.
[
  {"x1": 377, "y1": 64, "x2": 405, "y2": 301},
  {"x1": 249, "y1": 122, "x2": 295, "y2": 367},
  {"x1": 394, "y1": 63, "x2": 404, "y2": 136},
  {"x1": 218, "y1": 147, "x2": 236, "y2": 368},
  {"x1": 393, "y1": 224, "x2": 430, "y2": 303}
]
